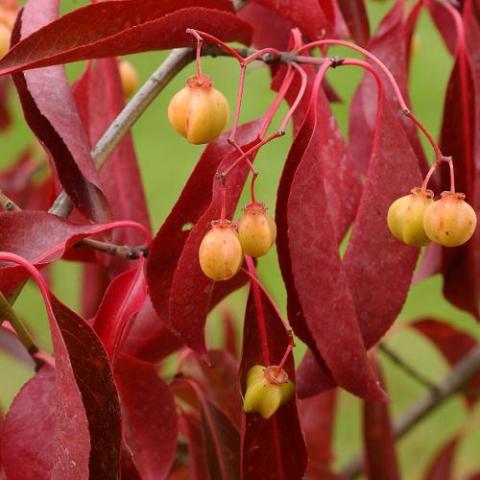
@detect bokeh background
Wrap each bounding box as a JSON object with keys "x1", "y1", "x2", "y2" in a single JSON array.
[{"x1": 1, "y1": 0, "x2": 479, "y2": 478}]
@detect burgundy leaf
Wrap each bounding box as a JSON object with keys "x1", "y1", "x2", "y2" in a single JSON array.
[
  {"x1": 425, "y1": 436, "x2": 460, "y2": 480},
  {"x1": 74, "y1": 58, "x2": 151, "y2": 276},
  {"x1": 180, "y1": 349, "x2": 241, "y2": 428},
  {"x1": 122, "y1": 297, "x2": 183, "y2": 362},
  {"x1": 12, "y1": 1, "x2": 110, "y2": 222},
  {"x1": 114, "y1": 354, "x2": 178, "y2": 480},
  {"x1": 147, "y1": 120, "x2": 262, "y2": 353},
  {"x1": 221, "y1": 306, "x2": 239, "y2": 358},
  {"x1": 437, "y1": 1, "x2": 480, "y2": 318},
  {"x1": 296, "y1": 349, "x2": 336, "y2": 399},
  {"x1": 287, "y1": 74, "x2": 386, "y2": 401},
  {"x1": 411, "y1": 319, "x2": 480, "y2": 406},
  {"x1": 427, "y1": 1, "x2": 458, "y2": 55},
  {"x1": 240, "y1": 264, "x2": 307, "y2": 480},
  {"x1": 336, "y1": 0, "x2": 370, "y2": 45},
  {"x1": 299, "y1": 390, "x2": 337, "y2": 478},
  {"x1": 252, "y1": 0, "x2": 331, "y2": 40},
  {"x1": 2, "y1": 289, "x2": 122, "y2": 479},
  {"x1": 179, "y1": 411, "x2": 210, "y2": 480},
  {"x1": 349, "y1": 0, "x2": 427, "y2": 175},
  {"x1": 363, "y1": 356, "x2": 400, "y2": 480},
  {"x1": 0, "y1": 77, "x2": 10, "y2": 130},
  {"x1": 343, "y1": 95, "x2": 423, "y2": 348},
  {"x1": 0, "y1": 1, "x2": 251, "y2": 76},
  {"x1": 0, "y1": 210, "x2": 148, "y2": 298},
  {"x1": 176, "y1": 378, "x2": 241, "y2": 480},
  {"x1": 80, "y1": 263, "x2": 110, "y2": 319},
  {"x1": 93, "y1": 260, "x2": 147, "y2": 357}
]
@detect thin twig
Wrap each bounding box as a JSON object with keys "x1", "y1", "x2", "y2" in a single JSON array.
[
  {"x1": 341, "y1": 344, "x2": 480, "y2": 479},
  {"x1": 379, "y1": 343, "x2": 439, "y2": 394}
]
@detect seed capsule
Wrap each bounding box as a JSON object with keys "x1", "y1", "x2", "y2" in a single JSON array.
[
  {"x1": 387, "y1": 188, "x2": 434, "y2": 246},
  {"x1": 168, "y1": 75, "x2": 230, "y2": 145},
  {"x1": 238, "y1": 203, "x2": 277, "y2": 257},
  {"x1": 118, "y1": 59, "x2": 139, "y2": 98},
  {"x1": 243, "y1": 365, "x2": 295, "y2": 419},
  {"x1": 198, "y1": 221, "x2": 243, "y2": 281},
  {"x1": 423, "y1": 191, "x2": 477, "y2": 247}
]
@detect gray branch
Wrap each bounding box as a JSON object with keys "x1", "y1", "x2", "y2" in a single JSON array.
[{"x1": 341, "y1": 344, "x2": 480, "y2": 479}]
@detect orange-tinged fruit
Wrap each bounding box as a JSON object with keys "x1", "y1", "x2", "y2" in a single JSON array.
[
  {"x1": 0, "y1": 22, "x2": 10, "y2": 59},
  {"x1": 238, "y1": 203, "x2": 277, "y2": 257},
  {"x1": 168, "y1": 75, "x2": 230, "y2": 145},
  {"x1": 119, "y1": 59, "x2": 139, "y2": 98},
  {"x1": 423, "y1": 191, "x2": 477, "y2": 247},
  {"x1": 387, "y1": 188, "x2": 434, "y2": 246},
  {"x1": 243, "y1": 365, "x2": 295, "y2": 419},
  {"x1": 198, "y1": 221, "x2": 243, "y2": 281}
]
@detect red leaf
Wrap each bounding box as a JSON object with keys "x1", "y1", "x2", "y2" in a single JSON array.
[
  {"x1": 0, "y1": 326, "x2": 33, "y2": 367},
  {"x1": 0, "y1": 77, "x2": 11, "y2": 130},
  {"x1": 1, "y1": 290, "x2": 122, "y2": 479},
  {"x1": 122, "y1": 297, "x2": 183, "y2": 362},
  {"x1": 411, "y1": 319, "x2": 480, "y2": 406},
  {"x1": 252, "y1": 0, "x2": 331, "y2": 40},
  {"x1": 176, "y1": 378, "x2": 241, "y2": 480},
  {"x1": 349, "y1": 1, "x2": 427, "y2": 175},
  {"x1": 93, "y1": 260, "x2": 147, "y2": 358},
  {"x1": 0, "y1": 1, "x2": 251, "y2": 76},
  {"x1": 336, "y1": 0, "x2": 370, "y2": 45},
  {"x1": 299, "y1": 390, "x2": 337, "y2": 478},
  {"x1": 179, "y1": 411, "x2": 210, "y2": 480},
  {"x1": 343, "y1": 96, "x2": 423, "y2": 348},
  {"x1": 147, "y1": 120, "x2": 262, "y2": 353},
  {"x1": 287, "y1": 83, "x2": 386, "y2": 401},
  {"x1": 425, "y1": 436, "x2": 460, "y2": 480},
  {"x1": 296, "y1": 349, "x2": 336, "y2": 398},
  {"x1": 0, "y1": 211, "x2": 148, "y2": 298},
  {"x1": 114, "y1": 354, "x2": 178, "y2": 480},
  {"x1": 12, "y1": 1, "x2": 110, "y2": 222},
  {"x1": 74, "y1": 58, "x2": 151, "y2": 274},
  {"x1": 363, "y1": 357, "x2": 400, "y2": 480},
  {"x1": 436, "y1": 2, "x2": 480, "y2": 318},
  {"x1": 240, "y1": 266, "x2": 307, "y2": 480},
  {"x1": 80, "y1": 263, "x2": 110, "y2": 319}
]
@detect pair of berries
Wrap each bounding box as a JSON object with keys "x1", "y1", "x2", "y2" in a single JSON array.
[
  {"x1": 388, "y1": 188, "x2": 477, "y2": 247},
  {"x1": 243, "y1": 365, "x2": 295, "y2": 419},
  {"x1": 199, "y1": 203, "x2": 277, "y2": 281},
  {"x1": 168, "y1": 76, "x2": 230, "y2": 145}
]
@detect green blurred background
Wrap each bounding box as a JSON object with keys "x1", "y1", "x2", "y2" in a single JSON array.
[{"x1": 1, "y1": 0, "x2": 480, "y2": 478}]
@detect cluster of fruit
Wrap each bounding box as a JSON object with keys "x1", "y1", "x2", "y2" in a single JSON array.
[
  {"x1": 199, "y1": 203, "x2": 277, "y2": 281},
  {"x1": 388, "y1": 187, "x2": 477, "y2": 247}
]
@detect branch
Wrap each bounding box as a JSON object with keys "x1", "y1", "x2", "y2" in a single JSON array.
[
  {"x1": 379, "y1": 343, "x2": 439, "y2": 394},
  {"x1": 341, "y1": 344, "x2": 480, "y2": 479}
]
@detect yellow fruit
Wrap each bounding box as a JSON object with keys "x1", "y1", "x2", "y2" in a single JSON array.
[
  {"x1": 243, "y1": 365, "x2": 295, "y2": 419},
  {"x1": 423, "y1": 191, "x2": 477, "y2": 247},
  {"x1": 119, "y1": 59, "x2": 139, "y2": 98},
  {"x1": 0, "y1": 22, "x2": 10, "y2": 59},
  {"x1": 198, "y1": 221, "x2": 243, "y2": 281},
  {"x1": 237, "y1": 203, "x2": 277, "y2": 257},
  {"x1": 168, "y1": 76, "x2": 230, "y2": 145},
  {"x1": 387, "y1": 188, "x2": 434, "y2": 246}
]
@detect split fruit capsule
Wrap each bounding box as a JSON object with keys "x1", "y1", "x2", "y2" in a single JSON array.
[
  {"x1": 237, "y1": 203, "x2": 277, "y2": 257},
  {"x1": 118, "y1": 59, "x2": 139, "y2": 98},
  {"x1": 198, "y1": 221, "x2": 243, "y2": 281},
  {"x1": 387, "y1": 188, "x2": 434, "y2": 246},
  {"x1": 168, "y1": 75, "x2": 230, "y2": 145},
  {"x1": 423, "y1": 191, "x2": 477, "y2": 247},
  {"x1": 243, "y1": 365, "x2": 295, "y2": 419}
]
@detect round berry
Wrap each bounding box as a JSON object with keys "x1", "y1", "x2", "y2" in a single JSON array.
[
  {"x1": 168, "y1": 75, "x2": 230, "y2": 145},
  {"x1": 237, "y1": 203, "x2": 277, "y2": 257},
  {"x1": 118, "y1": 59, "x2": 139, "y2": 98},
  {"x1": 423, "y1": 191, "x2": 477, "y2": 247},
  {"x1": 198, "y1": 221, "x2": 243, "y2": 281},
  {"x1": 387, "y1": 188, "x2": 434, "y2": 246},
  {"x1": 0, "y1": 22, "x2": 10, "y2": 59},
  {"x1": 243, "y1": 365, "x2": 295, "y2": 419}
]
